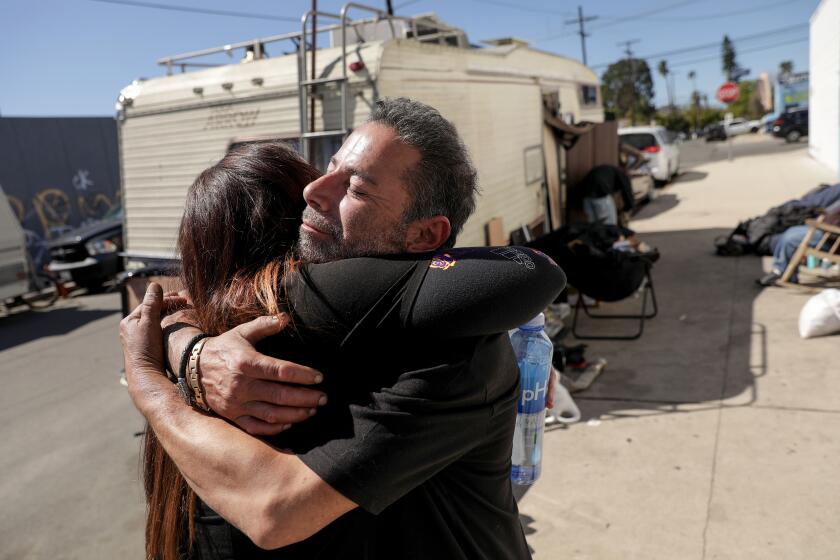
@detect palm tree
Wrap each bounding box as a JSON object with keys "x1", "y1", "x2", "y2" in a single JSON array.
[
  {"x1": 687, "y1": 71, "x2": 699, "y2": 132},
  {"x1": 779, "y1": 60, "x2": 793, "y2": 78}
]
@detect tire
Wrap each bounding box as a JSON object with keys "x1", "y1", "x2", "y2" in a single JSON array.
[
  {"x1": 20, "y1": 273, "x2": 60, "y2": 310},
  {"x1": 81, "y1": 280, "x2": 107, "y2": 294},
  {"x1": 785, "y1": 130, "x2": 801, "y2": 143}
]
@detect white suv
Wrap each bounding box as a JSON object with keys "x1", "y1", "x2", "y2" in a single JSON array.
[{"x1": 618, "y1": 126, "x2": 681, "y2": 184}]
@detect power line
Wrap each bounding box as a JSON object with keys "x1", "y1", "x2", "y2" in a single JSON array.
[
  {"x1": 607, "y1": 0, "x2": 801, "y2": 23},
  {"x1": 394, "y1": 0, "x2": 424, "y2": 9},
  {"x1": 536, "y1": 0, "x2": 707, "y2": 43},
  {"x1": 590, "y1": 23, "x2": 809, "y2": 69},
  {"x1": 592, "y1": 0, "x2": 708, "y2": 31},
  {"x1": 601, "y1": 36, "x2": 809, "y2": 80},
  {"x1": 564, "y1": 5, "x2": 598, "y2": 65},
  {"x1": 464, "y1": 0, "x2": 568, "y2": 15},
  {"x1": 85, "y1": 0, "x2": 299, "y2": 22},
  {"x1": 667, "y1": 36, "x2": 809, "y2": 69}
]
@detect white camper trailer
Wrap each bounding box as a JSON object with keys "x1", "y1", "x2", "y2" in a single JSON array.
[
  {"x1": 117, "y1": 4, "x2": 603, "y2": 267},
  {"x1": 0, "y1": 186, "x2": 30, "y2": 302}
]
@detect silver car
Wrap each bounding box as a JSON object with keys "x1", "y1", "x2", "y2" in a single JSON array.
[{"x1": 619, "y1": 126, "x2": 681, "y2": 184}]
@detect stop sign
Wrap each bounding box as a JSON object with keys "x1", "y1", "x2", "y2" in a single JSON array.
[{"x1": 717, "y1": 82, "x2": 740, "y2": 103}]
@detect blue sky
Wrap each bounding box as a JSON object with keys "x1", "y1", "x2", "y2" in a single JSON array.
[{"x1": 1, "y1": 0, "x2": 818, "y2": 116}]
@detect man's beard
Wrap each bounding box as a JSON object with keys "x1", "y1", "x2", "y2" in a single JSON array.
[{"x1": 297, "y1": 206, "x2": 408, "y2": 263}]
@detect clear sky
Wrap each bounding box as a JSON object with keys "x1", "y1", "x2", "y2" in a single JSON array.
[{"x1": 1, "y1": 0, "x2": 819, "y2": 116}]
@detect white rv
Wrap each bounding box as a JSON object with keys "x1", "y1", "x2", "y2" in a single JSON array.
[
  {"x1": 0, "y1": 186, "x2": 30, "y2": 303},
  {"x1": 117, "y1": 5, "x2": 603, "y2": 266}
]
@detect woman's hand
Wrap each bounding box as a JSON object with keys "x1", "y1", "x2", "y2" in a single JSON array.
[{"x1": 120, "y1": 283, "x2": 171, "y2": 411}]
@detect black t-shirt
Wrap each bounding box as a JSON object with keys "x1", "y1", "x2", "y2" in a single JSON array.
[
  {"x1": 189, "y1": 247, "x2": 566, "y2": 560},
  {"x1": 576, "y1": 164, "x2": 634, "y2": 210}
]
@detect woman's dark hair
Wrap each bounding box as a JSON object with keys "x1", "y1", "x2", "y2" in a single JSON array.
[{"x1": 142, "y1": 141, "x2": 319, "y2": 560}]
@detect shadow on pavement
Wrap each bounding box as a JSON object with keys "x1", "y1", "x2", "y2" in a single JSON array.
[
  {"x1": 632, "y1": 193, "x2": 679, "y2": 221},
  {"x1": 561, "y1": 227, "x2": 765, "y2": 420},
  {"x1": 0, "y1": 305, "x2": 117, "y2": 351},
  {"x1": 673, "y1": 170, "x2": 708, "y2": 184}
]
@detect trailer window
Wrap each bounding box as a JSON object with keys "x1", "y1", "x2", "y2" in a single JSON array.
[
  {"x1": 580, "y1": 85, "x2": 598, "y2": 106},
  {"x1": 309, "y1": 136, "x2": 344, "y2": 173}
]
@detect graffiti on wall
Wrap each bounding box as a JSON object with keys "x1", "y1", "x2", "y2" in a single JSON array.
[{"x1": 5, "y1": 168, "x2": 120, "y2": 241}]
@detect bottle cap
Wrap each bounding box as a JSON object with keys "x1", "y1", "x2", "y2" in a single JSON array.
[{"x1": 518, "y1": 313, "x2": 545, "y2": 331}]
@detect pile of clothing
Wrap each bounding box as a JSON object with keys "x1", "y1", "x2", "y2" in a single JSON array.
[{"x1": 716, "y1": 182, "x2": 840, "y2": 257}]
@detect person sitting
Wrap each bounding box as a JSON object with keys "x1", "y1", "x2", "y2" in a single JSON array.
[{"x1": 757, "y1": 201, "x2": 840, "y2": 287}]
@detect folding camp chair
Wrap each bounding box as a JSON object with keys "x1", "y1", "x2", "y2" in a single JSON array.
[
  {"x1": 571, "y1": 270, "x2": 658, "y2": 341},
  {"x1": 779, "y1": 216, "x2": 840, "y2": 288},
  {"x1": 525, "y1": 225, "x2": 659, "y2": 341}
]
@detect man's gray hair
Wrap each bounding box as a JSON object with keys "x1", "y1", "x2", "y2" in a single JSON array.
[{"x1": 366, "y1": 97, "x2": 479, "y2": 243}]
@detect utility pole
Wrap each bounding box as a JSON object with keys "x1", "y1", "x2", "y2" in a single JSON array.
[
  {"x1": 565, "y1": 6, "x2": 598, "y2": 66},
  {"x1": 618, "y1": 39, "x2": 640, "y2": 125},
  {"x1": 310, "y1": 0, "x2": 317, "y2": 134},
  {"x1": 385, "y1": 0, "x2": 394, "y2": 15}
]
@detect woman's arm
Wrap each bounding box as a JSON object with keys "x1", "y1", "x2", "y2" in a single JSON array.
[{"x1": 124, "y1": 285, "x2": 355, "y2": 549}]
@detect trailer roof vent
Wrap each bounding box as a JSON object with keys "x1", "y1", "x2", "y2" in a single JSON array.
[{"x1": 481, "y1": 37, "x2": 530, "y2": 48}]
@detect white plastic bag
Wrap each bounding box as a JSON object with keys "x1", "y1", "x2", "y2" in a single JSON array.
[
  {"x1": 798, "y1": 289, "x2": 840, "y2": 338},
  {"x1": 545, "y1": 378, "x2": 581, "y2": 425}
]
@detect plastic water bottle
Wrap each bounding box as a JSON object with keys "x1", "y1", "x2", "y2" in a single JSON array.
[{"x1": 510, "y1": 313, "x2": 553, "y2": 485}]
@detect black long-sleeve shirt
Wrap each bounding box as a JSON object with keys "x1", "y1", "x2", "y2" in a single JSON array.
[{"x1": 191, "y1": 246, "x2": 566, "y2": 560}]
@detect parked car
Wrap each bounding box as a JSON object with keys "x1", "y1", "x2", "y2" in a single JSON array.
[
  {"x1": 720, "y1": 117, "x2": 761, "y2": 137},
  {"x1": 772, "y1": 108, "x2": 809, "y2": 143},
  {"x1": 620, "y1": 143, "x2": 656, "y2": 204},
  {"x1": 704, "y1": 123, "x2": 727, "y2": 142},
  {"x1": 618, "y1": 126, "x2": 680, "y2": 184},
  {"x1": 46, "y1": 206, "x2": 124, "y2": 291}
]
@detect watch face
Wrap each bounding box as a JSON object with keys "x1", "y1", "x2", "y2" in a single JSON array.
[{"x1": 176, "y1": 378, "x2": 194, "y2": 405}]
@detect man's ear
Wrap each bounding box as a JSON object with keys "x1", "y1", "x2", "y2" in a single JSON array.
[{"x1": 404, "y1": 215, "x2": 452, "y2": 253}]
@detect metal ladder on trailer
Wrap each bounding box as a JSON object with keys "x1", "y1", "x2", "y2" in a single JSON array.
[{"x1": 297, "y1": 3, "x2": 396, "y2": 163}]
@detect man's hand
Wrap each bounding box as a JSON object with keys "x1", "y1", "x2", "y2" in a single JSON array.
[
  {"x1": 546, "y1": 366, "x2": 559, "y2": 410},
  {"x1": 198, "y1": 317, "x2": 327, "y2": 436}
]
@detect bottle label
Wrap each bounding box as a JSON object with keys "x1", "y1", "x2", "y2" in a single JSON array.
[{"x1": 518, "y1": 380, "x2": 547, "y2": 414}]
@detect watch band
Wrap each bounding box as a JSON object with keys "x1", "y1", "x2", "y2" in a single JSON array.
[{"x1": 187, "y1": 337, "x2": 211, "y2": 412}]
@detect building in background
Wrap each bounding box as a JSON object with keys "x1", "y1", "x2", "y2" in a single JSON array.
[
  {"x1": 0, "y1": 117, "x2": 121, "y2": 245},
  {"x1": 809, "y1": 0, "x2": 840, "y2": 178},
  {"x1": 777, "y1": 72, "x2": 809, "y2": 112},
  {"x1": 757, "y1": 72, "x2": 774, "y2": 113}
]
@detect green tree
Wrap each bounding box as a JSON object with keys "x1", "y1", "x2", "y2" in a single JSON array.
[
  {"x1": 657, "y1": 59, "x2": 673, "y2": 109},
  {"x1": 655, "y1": 110, "x2": 689, "y2": 133},
  {"x1": 722, "y1": 35, "x2": 737, "y2": 81},
  {"x1": 601, "y1": 58, "x2": 655, "y2": 124},
  {"x1": 727, "y1": 80, "x2": 764, "y2": 119}
]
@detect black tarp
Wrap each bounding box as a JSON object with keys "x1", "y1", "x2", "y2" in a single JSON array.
[{"x1": 0, "y1": 117, "x2": 120, "y2": 246}]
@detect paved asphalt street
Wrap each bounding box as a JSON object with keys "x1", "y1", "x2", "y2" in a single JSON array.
[
  {"x1": 678, "y1": 133, "x2": 806, "y2": 170},
  {"x1": 0, "y1": 293, "x2": 145, "y2": 560},
  {"x1": 0, "y1": 133, "x2": 819, "y2": 559}
]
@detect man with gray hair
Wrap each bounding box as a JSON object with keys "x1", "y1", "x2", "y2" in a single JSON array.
[{"x1": 123, "y1": 98, "x2": 533, "y2": 558}]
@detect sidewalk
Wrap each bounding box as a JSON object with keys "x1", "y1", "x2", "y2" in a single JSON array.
[{"x1": 520, "y1": 139, "x2": 840, "y2": 559}]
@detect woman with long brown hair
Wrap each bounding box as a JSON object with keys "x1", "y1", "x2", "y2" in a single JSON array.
[{"x1": 141, "y1": 141, "x2": 565, "y2": 559}]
